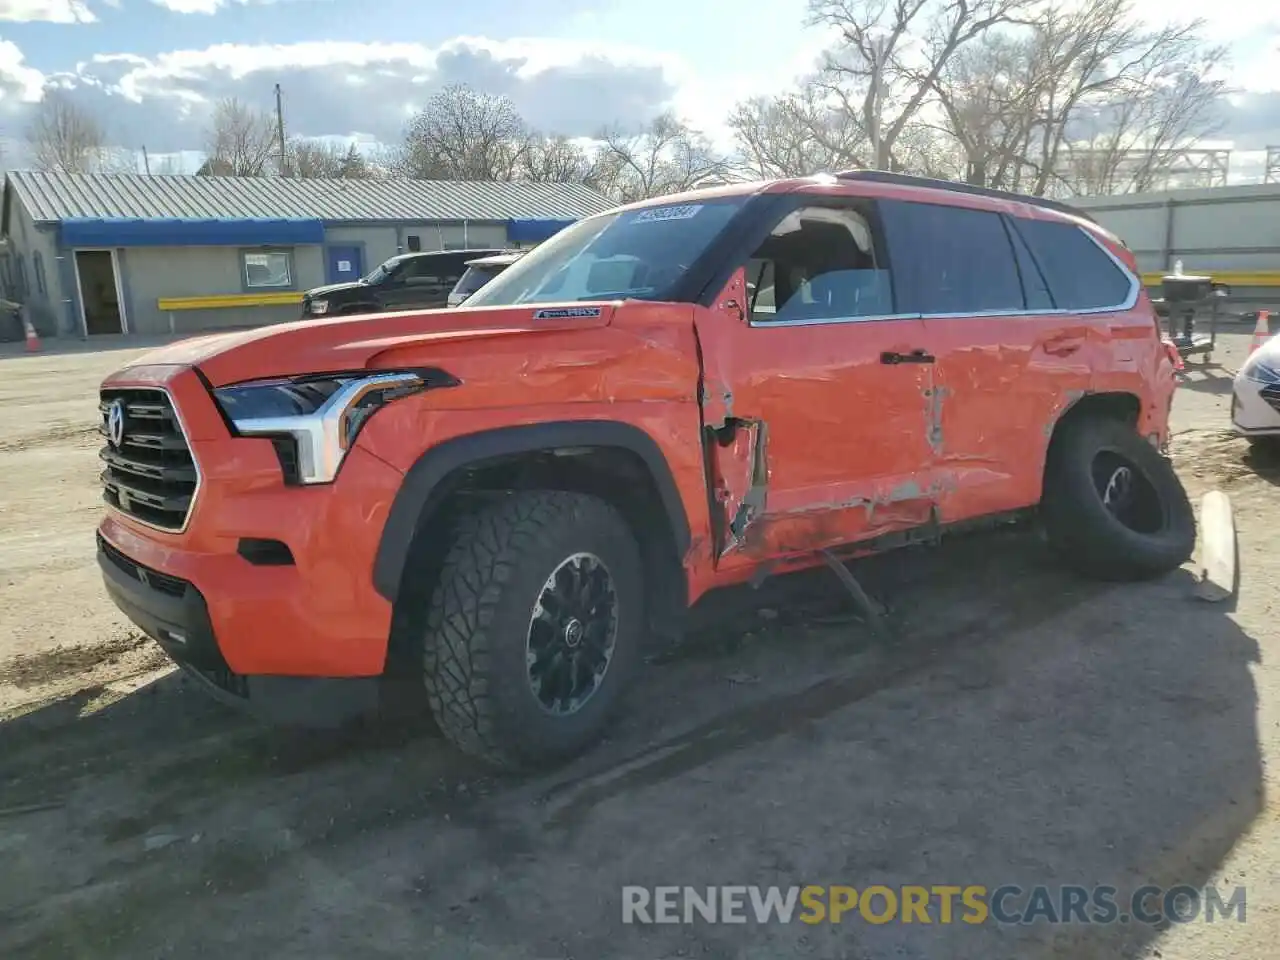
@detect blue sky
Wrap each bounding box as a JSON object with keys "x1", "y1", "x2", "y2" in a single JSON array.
[{"x1": 0, "y1": 0, "x2": 1276, "y2": 172}]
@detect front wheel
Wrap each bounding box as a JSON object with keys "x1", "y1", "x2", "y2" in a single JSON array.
[
  {"x1": 420, "y1": 490, "x2": 644, "y2": 769},
  {"x1": 1041, "y1": 416, "x2": 1195, "y2": 581}
]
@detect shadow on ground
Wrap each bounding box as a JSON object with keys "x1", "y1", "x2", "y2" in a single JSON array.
[
  {"x1": 1174, "y1": 366, "x2": 1236, "y2": 395},
  {"x1": 0, "y1": 528, "x2": 1264, "y2": 960}
]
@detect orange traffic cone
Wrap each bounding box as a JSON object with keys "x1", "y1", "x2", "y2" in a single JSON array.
[
  {"x1": 1249, "y1": 310, "x2": 1271, "y2": 356},
  {"x1": 22, "y1": 313, "x2": 39, "y2": 353}
]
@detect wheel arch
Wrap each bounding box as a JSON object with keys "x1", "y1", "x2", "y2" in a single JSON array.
[
  {"x1": 372, "y1": 420, "x2": 693, "y2": 605},
  {"x1": 1042, "y1": 389, "x2": 1144, "y2": 478}
]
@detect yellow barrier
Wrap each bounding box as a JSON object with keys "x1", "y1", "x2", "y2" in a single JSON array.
[
  {"x1": 1140, "y1": 271, "x2": 1280, "y2": 287},
  {"x1": 157, "y1": 292, "x2": 304, "y2": 311}
]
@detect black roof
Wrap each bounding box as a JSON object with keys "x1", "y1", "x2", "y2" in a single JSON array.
[{"x1": 833, "y1": 170, "x2": 1098, "y2": 224}]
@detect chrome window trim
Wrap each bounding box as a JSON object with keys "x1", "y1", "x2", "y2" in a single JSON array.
[
  {"x1": 744, "y1": 224, "x2": 1141, "y2": 328},
  {"x1": 102, "y1": 386, "x2": 202, "y2": 536}
]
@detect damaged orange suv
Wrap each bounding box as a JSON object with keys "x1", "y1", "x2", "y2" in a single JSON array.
[{"x1": 97, "y1": 172, "x2": 1192, "y2": 768}]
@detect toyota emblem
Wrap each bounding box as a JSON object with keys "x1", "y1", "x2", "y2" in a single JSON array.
[{"x1": 107, "y1": 399, "x2": 126, "y2": 448}]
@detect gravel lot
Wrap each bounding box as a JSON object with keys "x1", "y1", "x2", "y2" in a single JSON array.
[{"x1": 1, "y1": 330, "x2": 1277, "y2": 960}]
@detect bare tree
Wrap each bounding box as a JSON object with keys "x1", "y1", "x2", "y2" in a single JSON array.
[
  {"x1": 518, "y1": 135, "x2": 598, "y2": 183},
  {"x1": 596, "y1": 114, "x2": 729, "y2": 202},
  {"x1": 283, "y1": 139, "x2": 372, "y2": 178},
  {"x1": 402, "y1": 84, "x2": 528, "y2": 180},
  {"x1": 203, "y1": 97, "x2": 278, "y2": 176},
  {"x1": 926, "y1": 31, "x2": 1043, "y2": 189},
  {"x1": 729, "y1": 88, "x2": 868, "y2": 178},
  {"x1": 26, "y1": 91, "x2": 113, "y2": 174},
  {"x1": 808, "y1": 0, "x2": 1031, "y2": 170},
  {"x1": 1032, "y1": 2, "x2": 1228, "y2": 195}
]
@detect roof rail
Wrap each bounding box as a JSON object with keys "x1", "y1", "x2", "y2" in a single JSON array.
[{"x1": 831, "y1": 170, "x2": 1098, "y2": 224}]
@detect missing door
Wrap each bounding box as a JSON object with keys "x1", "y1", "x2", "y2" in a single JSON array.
[{"x1": 75, "y1": 250, "x2": 124, "y2": 335}]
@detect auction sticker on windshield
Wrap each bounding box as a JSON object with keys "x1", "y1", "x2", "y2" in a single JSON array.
[{"x1": 631, "y1": 204, "x2": 703, "y2": 224}]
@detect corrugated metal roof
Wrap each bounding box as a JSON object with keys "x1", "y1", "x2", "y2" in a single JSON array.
[{"x1": 6, "y1": 170, "x2": 615, "y2": 224}]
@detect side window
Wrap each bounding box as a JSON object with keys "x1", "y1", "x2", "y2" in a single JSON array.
[
  {"x1": 398, "y1": 257, "x2": 438, "y2": 283},
  {"x1": 1012, "y1": 217, "x2": 1134, "y2": 311},
  {"x1": 242, "y1": 250, "x2": 293, "y2": 289},
  {"x1": 745, "y1": 204, "x2": 893, "y2": 324},
  {"x1": 1004, "y1": 218, "x2": 1054, "y2": 311},
  {"x1": 881, "y1": 201, "x2": 1023, "y2": 315}
]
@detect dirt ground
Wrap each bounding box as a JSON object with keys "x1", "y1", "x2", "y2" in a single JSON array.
[{"x1": 1, "y1": 329, "x2": 1278, "y2": 959}]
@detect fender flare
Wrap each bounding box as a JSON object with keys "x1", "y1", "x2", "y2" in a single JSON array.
[{"x1": 372, "y1": 420, "x2": 692, "y2": 602}]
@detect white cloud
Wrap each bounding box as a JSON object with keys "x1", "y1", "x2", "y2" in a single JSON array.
[
  {"x1": 0, "y1": 38, "x2": 49, "y2": 102},
  {"x1": 20, "y1": 37, "x2": 678, "y2": 152},
  {"x1": 0, "y1": 0, "x2": 93, "y2": 22},
  {"x1": 0, "y1": 19, "x2": 1276, "y2": 170},
  {"x1": 148, "y1": 0, "x2": 321, "y2": 13}
]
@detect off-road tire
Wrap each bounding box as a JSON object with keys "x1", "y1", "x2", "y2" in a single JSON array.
[
  {"x1": 421, "y1": 490, "x2": 644, "y2": 770},
  {"x1": 1041, "y1": 416, "x2": 1195, "y2": 581}
]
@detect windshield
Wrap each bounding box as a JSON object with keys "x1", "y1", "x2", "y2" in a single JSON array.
[
  {"x1": 462, "y1": 197, "x2": 749, "y2": 308},
  {"x1": 453, "y1": 264, "x2": 506, "y2": 299},
  {"x1": 362, "y1": 258, "x2": 400, "y2": 284}
]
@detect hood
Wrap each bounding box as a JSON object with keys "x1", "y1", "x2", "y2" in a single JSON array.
[
  {"x1": 125, "y1": 302, "x2": 620, "y2": 387},
  {"x1": 303, "y1": 280, "x2": 364, "y2": 299}
]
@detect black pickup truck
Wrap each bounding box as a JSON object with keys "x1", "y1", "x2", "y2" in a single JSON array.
[{"x1": 300, "y1": 248, "x2": 505, "y2": 318}]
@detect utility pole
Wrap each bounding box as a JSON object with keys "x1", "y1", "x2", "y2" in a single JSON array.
[
  {"x1": 141, "y1": 145, "x2": 151, "y2": 175},
  {"x1": 275, "y1": 83, "x2": 288, "y2": 176}
]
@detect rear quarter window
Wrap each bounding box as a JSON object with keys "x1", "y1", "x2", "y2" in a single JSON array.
[{"x1": 1011, "y1": 218, "x2": 1135, "y2": 311}]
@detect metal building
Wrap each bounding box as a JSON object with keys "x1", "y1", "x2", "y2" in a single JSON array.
[
  {"x1": 1073, "y1": 182, "x2": 1280, "y2": 311},
  {"x1": 0, "y1": 171, "x2": 612, "y2": 339}
]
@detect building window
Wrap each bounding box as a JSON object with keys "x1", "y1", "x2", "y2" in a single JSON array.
[
  {"x1": 406, "y1": 235, "x2": 422, "y2": 252},
  {"x1": 33, "y1": 251, "x2": 46, "y2": 296},
  {"x1": 242, "y1": 250, "x2": 293, "y2": 290}
]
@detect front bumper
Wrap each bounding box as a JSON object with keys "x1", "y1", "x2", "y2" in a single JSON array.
[
  {"x1": 98, "y1": 533, "x2": 379, "y2": 726},
  {"x1": 1231, "y1": 379, "x2": 1280, "y2": 436}
]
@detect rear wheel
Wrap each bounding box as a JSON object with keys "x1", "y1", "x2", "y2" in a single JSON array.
[
  {"x1": 420, "y1": 490, "x2": 644, "y2": 769},
  {"x1": 1041, "y1": 416, "x2": 1195, "y2": 581}
]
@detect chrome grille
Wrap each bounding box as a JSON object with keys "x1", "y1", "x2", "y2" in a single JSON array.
[{"x1": 99, "y1": 388, "x2": 198, "y2": 531}]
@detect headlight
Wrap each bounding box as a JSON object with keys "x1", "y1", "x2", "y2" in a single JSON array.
[
  {"x1": 1242, "y1": 356, "x2": 1280, "y2": 385},
  {"x1": 213, "y1": 370, "x2": 455, "y2": 484},
  {"x1": 309, "y1": 299, "x2": 329, "y2": 315}
]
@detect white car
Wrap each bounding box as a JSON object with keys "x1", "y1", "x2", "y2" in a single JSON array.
[{"x1": 1232, "y1": 332, "x2": 1280, "y2": 452}]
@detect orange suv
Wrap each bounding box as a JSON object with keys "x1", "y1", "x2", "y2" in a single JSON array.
[{"x1": 96, "y1": 172, "x2": 1192, "y2": 768}]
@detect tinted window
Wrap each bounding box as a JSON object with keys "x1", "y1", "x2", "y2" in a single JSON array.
[
  {"x1": 1013, "y1": 218, "x2": 1133, "y2": 311},
  {"x1": 464, "y1": 198, "x2": 748, "y2": 307},
  {"x1": 745, "y1": 204, "x2": 893, "y2": 323},
  {"x1": 454, "y1": 264, "x2": 505, "y2": 298},
  {"x1": 883, "y1": 201, "x2": 1023, "y2": 315},
  {"x1": 1005, "y1": 220, "x2": 1054, "y2": 310},
  {"x1": 400, "y1": 255, "x2": 458, "y2": 283}
]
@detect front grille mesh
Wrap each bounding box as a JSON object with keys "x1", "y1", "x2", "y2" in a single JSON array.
[
  {"x1": 97, "y1": 533, "x2": 188, "y2": 597},
  {"x1": 1261, "y1": 384, "x2": 1280, "y2": 416},
  {"x1": 99, "y1": 388, "x2": 198, "y2": 531}
]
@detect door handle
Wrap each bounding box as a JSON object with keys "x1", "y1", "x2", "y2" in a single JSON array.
[{"x1": 881, "y1": 349, "x2": 935, "y2": 365}]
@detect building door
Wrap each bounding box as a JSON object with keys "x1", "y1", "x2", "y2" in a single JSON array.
[
  {"x1": 325, "y1": 245, "x2": 364, "y2": 284},
  {"x1": 74, "y1": 250, "x2": 125, "y2": 335}
]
